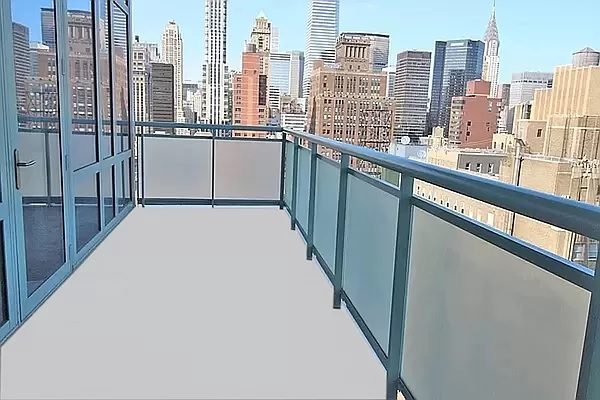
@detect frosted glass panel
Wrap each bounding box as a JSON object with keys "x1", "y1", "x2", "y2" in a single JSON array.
[
  {"x1": 313, "y1": 158, "x2": 339, "y2": 271},
  {"x1": 402, "y1": 207, "x2": 590, "y2": 400},
  {"x1": 343, "y1": 173, "x2": 399, "y2": 352},
  {"x1": 144, "y1": 137, "x2": 212, "y2": 199},
  {"x1": 283, "y1": 141, "x2": 293, "y2": 205},
  {"x1": 296, "y1": 147, "x2": 310, "y2": 232},
  {"x1": 214, "y1": 140, "x2": 281, "y2": 200}
]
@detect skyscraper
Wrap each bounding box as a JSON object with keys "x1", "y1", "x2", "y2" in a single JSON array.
[
  {"x1": 250, "y1": 11, "x2": 273, "y2": 53},
  {"x1": 394, "y1": 51, "x2": 431, "y2": 140},
  {"x1": 303, "y1": 0, "x2": 339, "y2": 98},
  {"x1": 40, "y1": 7, "x2": 56, "y2": 50},
  {"x1": 12, "y1": 22, "x2": 30, "y2": 113},
  {"x1": 430, "y1": 39, "x2": 485, "y2": 134},
  {"x1": 382, "y1": 66, "x2": 396, "y2": 98},
  {"x1": 161, "y1": 21, "x2": 184, "y2": 127},
  {"x1": 133, "y1": 37, "x2": 159, "y2": 128},
  {"x1": 289, "y1": 51, "x2": 305, "y2": 99},
  {"x1": 268, "y1": 52, "x2": 291, "y2": 110},
  {"x1": 150, "y1": 62, "x2": 175, "y2": 131},
  {"x1": 482, "y1": 2, "x2": 500, "y2": 98},
  {"x1": 341, "y1": 32, "x2": 390, "y2": 72},
  {"x1": 203, "y1": 0, "x2": 228, "y2": 125},
  {"x1": 232, "y1": 44, "x2": 268, "y2": 135}
]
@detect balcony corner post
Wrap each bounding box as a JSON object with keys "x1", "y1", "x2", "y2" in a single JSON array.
[
  {"x1": 290, "y1": 136, "x2": 299, "y2": 231},
  {"x1": 386, "y1": 174, "x2": 415, "y2": 400},
  {"x1": 576, "y1": 255, "x2": 600, "y2": 400},
  {"x1": 333, "y1": 153, "x2": 349, "y2": 309},
  {"x1": 279, "y1": 131, "x2": 287, "y2": 210},
  {"x1": 306, "y1": 142, "x2": 318, "y2": 260}
]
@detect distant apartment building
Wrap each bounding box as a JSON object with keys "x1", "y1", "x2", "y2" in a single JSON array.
[
  {"x1": 289, "y1": 51, "x2": 305, "y2": 99},
  {"x1": 161, "y1": 21, "x2": 184, "y2": 131},
  {"x1": 448, "y1": 80, "x2": 500, "y2": 148},
  {"x1": 149, "y1": 63, "x2": 175, "y2": 131},
  {"x1": 508, "y1": 72, "x2": 553, "y2": 109},
  {"x1": 498, "y1": 83, "x2": 511, "y2": 132},
  {"x1": 307, "y1": 33, "x2": 395, "y2": 173},
  {"x1": 281, "y1": 96, "x2": 307, "y2": 132},
  {"x1": 303, "y1": 0, "x2": 339, "y2": 97},
  {"x1": 29, "y1": 42, "x2": 50, "y2": 78},
  {"x1": 341, "y1": 32, "x2": 390, "y2": 72},
  {"x1": 430, "y1": 39, "x2": 485, "y2": 134},
  {"x1": 232, "y1": 45, "x2": 268, "y2": 136},
  {"x1": 133, "y1": 37, "x2": 159, "y2": 127},
  {"x1": 394, "y1": 51, "x2": 431, "y2": 141}
]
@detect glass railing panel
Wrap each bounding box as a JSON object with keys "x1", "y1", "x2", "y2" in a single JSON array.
[
  {"x1": 213, "y1": 139, "x2": 281, "y2": 200},
  {"x1": 401, "y1": 206, "x2": 591, "y2": 400},
  {"x1": 295, "y1": 146, "x2": 311, "y2": 232},
  {"x1": 144, "y1": 136, "x2": 212, "y2": 199},
  {"x1": 283, "y1": 140, "x2": 293, "y2": 206},
  {"x1": 313, "y1": 157, "x2": 339, "y2": 271},
  {"x1": 342, "y1": 171, "x2": 399, "y2": 352}
]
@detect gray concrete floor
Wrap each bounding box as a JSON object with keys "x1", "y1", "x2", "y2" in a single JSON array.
[{"x1": 0, "y1": 207, "x2": 385, "y2": 399}]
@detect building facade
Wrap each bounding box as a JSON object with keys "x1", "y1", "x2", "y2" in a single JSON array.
[
  {"x1": 12, "y1": 22, "x2": 30, "y2": 113},
  {"x1": 307, "y1": 34, "x2": 394, "y2": 173},
  {"x1": 481, "y1": 4, "x2": 500, "y2": 98},
  {"x1": 161, "y1": 21, "x2": 184, "y2": 128},
  {"x1": 133, "y1": 37, "x2": 160, "y2": 128},
  {"x1": 508, "y1": 71, "x2": 553, "y2": 109},
  {"x1": 430, "y1": 39, "x2": 485, "y2": 134},
  {"x1": 340, "y1": 32, "x2": 390, "y2": 72},
  {"x1": 383, "y1": 65, "x2": 395, "y2": 98},
  {"x1": 232, "y1": 46, "x2": 268, "y2": 135},
  {"x1": 149, "y1": 62, "x2": 175, "y2": 129},
  {"x1": 268, "y1": 52, "x2": 291, "y2": 111},
  {"x1": 394, "y1": 51, "x2": 431, "y2": 141},
  {"x1": 202, "y1": 0, "x2": 228, "y2": 125},
  {"x1": 448, "y1": 79, "x2": 500, "y2": 148},
  {"x1": 289, "y1": 51, "x2": 305, "y2": 99},
  {"x1": 303, "y1": 0, "x2": 339, "y2": 98}
]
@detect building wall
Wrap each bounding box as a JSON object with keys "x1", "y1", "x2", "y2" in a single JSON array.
[
  {"x1": 161, "y1": 22, "x2": 183, "y2": 121},
  {"x1": 508, "y1": 71, "x2": 553, "y2": 109},
  {"x1": 449, "y1": 80, "x2": 500, "y2": 148},
  {"x1": 149, "y1": 63, "x2": 175, "y2": 126},
  {"x1": 232, "y1": 52, "x2": 267, "y2": 136},
  {"x1": 394, "y1": 51, "x2": 431, "y2": 140},
  {"x1": 341, "y1": 32, "x2": 390, "y2": 72}
]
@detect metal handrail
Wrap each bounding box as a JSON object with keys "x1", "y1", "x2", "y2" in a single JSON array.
[{"x1": 283, "y1": 128, "x2": 600, "y2": 241}]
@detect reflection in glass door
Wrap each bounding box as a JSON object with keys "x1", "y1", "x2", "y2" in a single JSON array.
[
  {"x1": 11, "y1": 0, "x2": 67, "y2": 296},
  {"x1": 0, "y1": 174, "x2": 11, "y2": 332}
]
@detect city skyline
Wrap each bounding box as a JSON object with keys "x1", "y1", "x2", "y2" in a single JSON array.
[
  {"x1": 10, "y1": 1, "x2": 599, "y2": 85},
  {"x1": 126, "y1": 0, "x2": 599, "y2": 83}
]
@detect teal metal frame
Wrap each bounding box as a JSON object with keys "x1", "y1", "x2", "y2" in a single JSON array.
[{"x1": 281, "y1": 128, "x2": 600, "y2": 400}]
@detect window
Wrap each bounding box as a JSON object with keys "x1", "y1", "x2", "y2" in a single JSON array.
[
  {"x1": 537, "y1": 128, "x2": 543, "y2": 137},
  {"x1": 476, "y1": 163, "x2": 482, "y2": 173},
  {"x1": 465, "y1": 162, "x2": 471, "y2": 170},
  {"x1": 488, "y1": 163, "x2": 494, "y2": 174}
]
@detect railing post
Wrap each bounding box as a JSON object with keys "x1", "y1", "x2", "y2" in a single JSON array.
[
  {"x1": 141, "y1": 125, "x2": 146, "y2": 207},
  {"x1": 290, "y1": 136, "x2": 299, "y2": 231},
  {"x1": 211, "y1": 128, "x2": 216, "y2": 208},
  {"x1": 333, "y1": 153, "x2": 349, "y2": 309},
  {"x1": 306, "y1": 142, "x2": 318, "y2": 260},
  {"x1": 279, "y1": 130, "x2": 286, "y2": 210},
  {"x1": 386, "y1": 174, "x2": 414, "y2": 400},
  {"x1": 576, "y1": 255, "x2": 600, "y2": 399}
]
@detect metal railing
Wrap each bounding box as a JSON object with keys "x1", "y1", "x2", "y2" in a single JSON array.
[
  {"x1": 133, "y1": 121, "x2": 600, "y2": 399},
  {"x1": 281, "y1": 128, "x2": 600, "y2": 400}
]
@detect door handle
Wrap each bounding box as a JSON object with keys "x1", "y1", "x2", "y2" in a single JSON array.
[{"x1": 14, "y1": 149, "x2": 37, "y2": 190}]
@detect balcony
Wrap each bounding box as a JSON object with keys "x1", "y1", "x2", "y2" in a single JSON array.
[{"x1": 2, "y1": 122, "x2": 600, "y2": 400}]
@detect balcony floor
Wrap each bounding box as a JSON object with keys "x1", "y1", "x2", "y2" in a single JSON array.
[{"x1": 0, "y1": 207, "x2": 385, "y2": 399}]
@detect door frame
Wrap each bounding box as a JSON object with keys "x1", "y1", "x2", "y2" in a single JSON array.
[{"x1": 0, "y1": 0, "x2": 73, "y2": 321}]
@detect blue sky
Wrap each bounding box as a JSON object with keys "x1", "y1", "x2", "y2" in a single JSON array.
[{"x1": 12, "y1": 0, "x2": 600, "y2": 83}]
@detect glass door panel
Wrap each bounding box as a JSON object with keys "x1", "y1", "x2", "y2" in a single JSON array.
[{"x1": 11, "y1": 0, "x2": 67, "y2": 296}]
